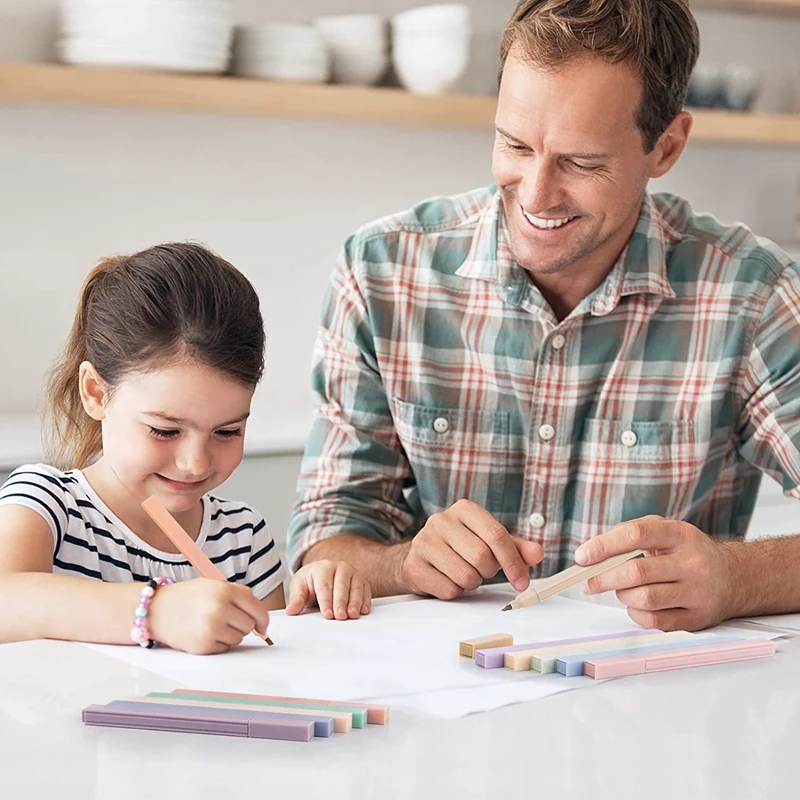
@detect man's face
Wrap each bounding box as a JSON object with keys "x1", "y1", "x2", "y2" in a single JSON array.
[{"x1": 492, "y1": 51, "x2": 658, "y2": 281}]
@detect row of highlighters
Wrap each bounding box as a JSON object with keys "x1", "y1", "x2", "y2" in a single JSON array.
[
  {"x1": 459, "y1": 629, "x2": 776, "y2": 678},
  {"x1": 82, "y1": 689, "x2": 389, "y2": 743}
]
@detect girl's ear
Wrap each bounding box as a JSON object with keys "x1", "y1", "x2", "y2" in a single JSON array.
[{"x1": 79, "y1": 361, "x2": 108, "y2": 421}]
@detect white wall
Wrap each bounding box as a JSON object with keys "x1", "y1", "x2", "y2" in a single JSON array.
[{"x1": 1, "y1": 0, "x2": 800, "y2": 538}]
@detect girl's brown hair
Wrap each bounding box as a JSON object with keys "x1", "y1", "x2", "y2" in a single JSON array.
[
  {"x1": 47, "y1": 242, "x2": 265, "y2": 469},
  {"x1": 500, "y1": 0, "x2": 700, "y2": 152}
]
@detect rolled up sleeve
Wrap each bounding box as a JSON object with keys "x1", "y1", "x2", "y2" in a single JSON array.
[{"x1": 287, "y1": 236, "x2": 418, "y2": 572}]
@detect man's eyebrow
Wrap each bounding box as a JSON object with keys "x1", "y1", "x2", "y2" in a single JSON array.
[{"x1": 495, "y1": 127, "x2": 609, "y2": 160}]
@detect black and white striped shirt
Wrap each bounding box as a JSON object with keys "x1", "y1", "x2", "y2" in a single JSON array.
[{"x1": 0, "y1": 464, "x2": 285, "y2": 599}]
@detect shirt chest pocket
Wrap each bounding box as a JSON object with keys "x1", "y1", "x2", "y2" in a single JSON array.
[
  {"x1": 390, "y1": 398, "x2": 510, "y2": 517},
  {"x1": 570, "y1": 418, "x2": 702, "y2": 529}
]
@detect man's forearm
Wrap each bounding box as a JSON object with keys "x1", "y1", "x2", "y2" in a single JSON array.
[
  {"x1": 724, "y1": 535, "x2": 800, "y2": 619},
  {"x1": 301, "y1": 535, "x2": 412, "y2": 598}
]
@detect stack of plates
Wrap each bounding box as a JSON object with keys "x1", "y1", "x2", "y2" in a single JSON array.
[
  {"x1": 58, "y1": 0, "x2": 234, "y2": 73},
  {"x1": 233, "y1": 23, "x2": 330, "y2": 83}
]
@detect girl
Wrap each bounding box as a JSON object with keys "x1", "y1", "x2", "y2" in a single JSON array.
[{"x1": 0, "y1": 243, "x2": 371, "y2": 654}]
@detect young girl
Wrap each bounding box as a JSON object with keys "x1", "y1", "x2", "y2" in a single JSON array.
[{"x1": 0, "y1": 242, "x2": 371, "y2": 654}]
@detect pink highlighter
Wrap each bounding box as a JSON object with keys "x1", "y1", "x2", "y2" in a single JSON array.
[{"x1": 141, "y1": 496, "x2": 273, "y2": 645}]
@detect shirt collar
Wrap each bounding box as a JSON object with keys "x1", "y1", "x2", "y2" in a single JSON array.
[{"x1": 456, "y1": 189, "x2": 676, "y2": 316}]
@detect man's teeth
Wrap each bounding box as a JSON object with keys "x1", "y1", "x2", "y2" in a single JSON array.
[{"x1": 523, "y1": 210, "x2": 575, "y2": 229}]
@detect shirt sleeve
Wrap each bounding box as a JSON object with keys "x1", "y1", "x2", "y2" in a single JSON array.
[
  {"x1": 737, "y1": 260, "x2": 800, "y2": 497},
  {"x1": 244, "y1": 511, "x2": 287, "y2": 600},
  {"x1": 286, "y1": 235, "x2": 419, "y2": 572},
  {"x1": 0, "y1": 464, "x2": 68, "y2": 553}
]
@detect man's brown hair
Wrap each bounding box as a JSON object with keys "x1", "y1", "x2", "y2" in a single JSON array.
[{"x1": 500, "y1": 0, "x2": 700, "y2": 151}]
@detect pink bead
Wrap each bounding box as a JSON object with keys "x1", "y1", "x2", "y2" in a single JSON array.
[
  {"x1": 130, "y1": 626, "x2": 148, "y2": 645},
  {"x1": 141, "y1": 596, "x2": 152, "y2": 607}
]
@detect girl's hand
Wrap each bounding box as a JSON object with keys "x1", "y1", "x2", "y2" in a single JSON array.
[
  {"x1": 286, "y1": 560, "x2": 372, "y2": 620},
  {"x1": 148, "y1": 579, "x2": 269, "y2": 655}
]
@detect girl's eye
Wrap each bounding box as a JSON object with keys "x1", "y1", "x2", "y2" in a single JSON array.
[
  {"x1": 216, "y1": 428, "x2": 243, "y2": 439},
  {"x1": 149, "y1": 427, "x2": 179, "y2": 440}
]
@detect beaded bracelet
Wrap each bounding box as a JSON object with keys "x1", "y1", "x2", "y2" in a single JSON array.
[{"x1": 130, "y1": 577, "x2": 174, "y2": 648}]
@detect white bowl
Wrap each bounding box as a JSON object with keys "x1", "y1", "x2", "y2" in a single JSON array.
[
  {"x1": 392, "y1": 4, "x2": 469, "y2": 34},
  {"x1": 313, "y1": 14, "x2": 387, "y2": 85},
  {"x1": 235, "y1": 56, "x2": 329, "y2": 83},
  {"x1": 392, "y1": 32, "x2": 470, "y2": 94},
  {"x1": 313, "y1": 13, "x2": 386, "y2": 44},
  {"x1": 330, "y1": 50, "x2": 388, "y2": 86}
]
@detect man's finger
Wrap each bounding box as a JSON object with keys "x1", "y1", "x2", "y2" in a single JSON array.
[
  {"x1": 514, "y1": 539, "x2": 544, "y2": 566},
  {"x1": 407, "y1": 551, "x2": 465, "y2": 600},
  {"x1": 615, "y1": 580, "x2": 686, "y2": 613},
  {"x1": 583, "y1": 553, "x2": 678, "y2": 594},
  {"x1": 627, "y1": 606, "x2": 700, "y2": 633},
  {"x1": 575, "y1": 516, "x2": 675, "y2": 566},
  {"x1": 425, "y1": 535, "x2": 484, "y2": 591},
  {"x1": 443, "y1": 524, "x2": 499, "y2": 579},
  {"x1": 453, "y1": 502, "x2": 529, "y2": 591}
]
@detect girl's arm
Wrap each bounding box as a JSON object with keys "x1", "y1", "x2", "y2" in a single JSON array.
[
  {"x1": 261, "y1": 584, "x2": 286, "y2": 612},
  {"x1": 0, "y1": 505, "x2": 143, "y2": 644}
]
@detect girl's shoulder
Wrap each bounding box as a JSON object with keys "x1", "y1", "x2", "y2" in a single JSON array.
[
  {"x1": 1, "y1": 462, "x2": 82, "y2": 502},
  {"x1": 205, "y1": 494, "x2": 265, "y2": 529}
]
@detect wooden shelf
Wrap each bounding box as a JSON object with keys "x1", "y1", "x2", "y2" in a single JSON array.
[
  {"x1": 694, "y1": 0, "x2": 800, "y2": 15},
  {"x1": 1, "y1": 62, "x2": 800, "y2": 146}
]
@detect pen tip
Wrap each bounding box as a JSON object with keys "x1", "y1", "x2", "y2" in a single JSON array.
[
  {"x1": 265, "y1": 637, "x2": 274, "y2": 646},
  {"x1": 501, "y1": 604, "x2": 511, "y2": 612}
]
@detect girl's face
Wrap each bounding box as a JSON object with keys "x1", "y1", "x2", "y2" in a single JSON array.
[{"x1": 86, "y1": 359, "x2": 254, "y2": 515}]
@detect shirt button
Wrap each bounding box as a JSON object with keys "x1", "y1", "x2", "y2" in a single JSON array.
[
  {"x1": 538, "y1": 424, "x2": 555, "y2": 441},
  {"x1": 529, "y1": 512, "x2": 545, "y2": 529},
  {"x1": 433, "y1": 417, "x2": 450, "y2": 434},
  {"x1": 621, "y1": 430, "x2": 638, "y2": 447},
  {"x1": 551, "y1": 334, "x2": 566, "y2": 351}
]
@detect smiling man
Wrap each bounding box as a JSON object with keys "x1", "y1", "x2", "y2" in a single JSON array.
[{"x1": 288, "y1": 0, "x2": 800, "y2": 631}]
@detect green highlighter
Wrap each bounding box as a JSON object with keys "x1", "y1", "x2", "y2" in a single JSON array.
[{"x1": 145, "y1": 691, "x2": 368, "y2": 728}]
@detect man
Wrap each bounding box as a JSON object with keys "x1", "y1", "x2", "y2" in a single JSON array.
[{"x1": 287, "y1": 0, "x2": 800, "y2": 632}]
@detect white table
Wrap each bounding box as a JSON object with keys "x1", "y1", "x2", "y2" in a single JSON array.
[{"x1": 1, "y1": 592, "x2": 799, "y2": 800}]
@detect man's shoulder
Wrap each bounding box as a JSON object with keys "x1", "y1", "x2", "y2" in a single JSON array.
[
  {"x1": 653, "y1": 192, "x2": 797, "y2": 288},
  {"x1": 343, "y1": 185, "x2": 497, "y2": 262}
]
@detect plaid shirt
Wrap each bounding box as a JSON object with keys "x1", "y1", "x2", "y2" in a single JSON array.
[{"x1": 287, "y1": 185, "x2": 800, "y2": 577}]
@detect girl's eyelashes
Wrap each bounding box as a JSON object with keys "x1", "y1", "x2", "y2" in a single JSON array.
[
  {"x1": 148, "y1": 426, "x2": 243, "y2": 439},
  {"x1": 149, "y1": 426, "x2": 179, "y2": 440},
  {"x1": 216, "y1": 428, "x2": 243, "y2": 438}
]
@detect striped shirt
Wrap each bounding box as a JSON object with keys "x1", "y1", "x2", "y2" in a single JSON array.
[
  {"x1": 0, "y1": 464, "x2": 285, "y2": 598},
  {"x1": 287, "y1": 185, "x2": 800, "y2": 577}
]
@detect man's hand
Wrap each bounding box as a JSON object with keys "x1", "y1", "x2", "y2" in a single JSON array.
[
  {"x1": 401, "y1": 499, "x2": 544, "y2": 600},
  {"x1": 575, "y1": 515, "x2": 737, "y2": 631}
]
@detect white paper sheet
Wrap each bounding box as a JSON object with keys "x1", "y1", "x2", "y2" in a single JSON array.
[
  {"x1": 81, "y1": 588, "x2": 784, "y2": 720},
  {"x1": 81, "y1": 588, "x2": 646, "y2": 717}
]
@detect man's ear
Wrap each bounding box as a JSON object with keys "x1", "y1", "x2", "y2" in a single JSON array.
[
  {"x1": 648, "y1": 111, "x2": 693, "y2": 179},
  {"x1": 79, "y1": 361, "x2": 108, "y2": 421}
]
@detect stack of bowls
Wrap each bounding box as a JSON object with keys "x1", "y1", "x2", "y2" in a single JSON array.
[
  {"x1": 58, "y1": 0, "x2": 233, "y2": 73},
  {"x1": 233, "y1": 23, "x2": 330, "y2": 83},
  {"x1": 391, "y1": 3, "x2": 471, "y2": 95},
  {"x1": 312, "y1": 14, "x2": 388, "y2": 87}
]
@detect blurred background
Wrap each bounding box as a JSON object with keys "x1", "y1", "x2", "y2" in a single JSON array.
[{"x1": 1, "y1": 0, "x2": 800, "y2": 551}]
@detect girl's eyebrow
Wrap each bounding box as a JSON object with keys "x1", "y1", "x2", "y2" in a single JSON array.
[{"x1": 144, "y1": 412, "x2": 250, "y2": 428}]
